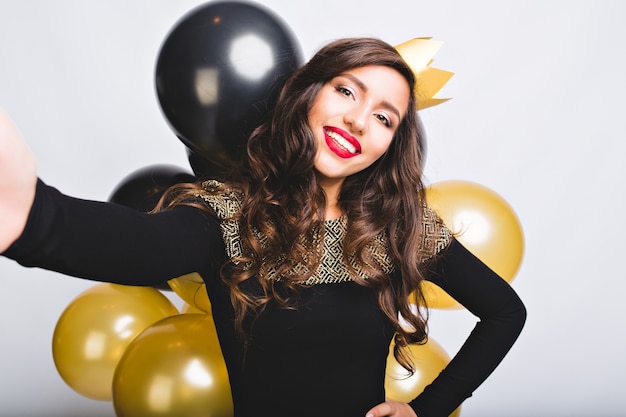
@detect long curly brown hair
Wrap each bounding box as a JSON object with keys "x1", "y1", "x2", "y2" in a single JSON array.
[{"x1": 161, "y1": 37, "x2": 431, "y2": 374}]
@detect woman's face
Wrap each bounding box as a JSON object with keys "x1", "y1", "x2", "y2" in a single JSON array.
[{"x1": 308, "y1": 65, "x2": 410, "y2": 186}]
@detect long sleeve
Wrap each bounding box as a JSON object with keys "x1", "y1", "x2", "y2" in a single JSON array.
[
  {"x1": 409, "y1": 238, "x2": 527, "y2": 417},
  {"x1": 2, "y1": 179, "x2": 225, "y2": 285}
]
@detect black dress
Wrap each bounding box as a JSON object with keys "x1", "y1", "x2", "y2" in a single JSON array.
[{"x1": 2, "y1": 179, "x2": 526, "y2": 417}]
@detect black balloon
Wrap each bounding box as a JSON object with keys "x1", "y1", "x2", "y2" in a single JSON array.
[
  {"x1": 108, "y1": 165, "x2": 196, "y2": 213},
  {"x1": 186, "y1": 147, "x2": 226, "y2": 180},
  {"x1": 155, "y1": 1, "x2": 304, "y2": 176}
]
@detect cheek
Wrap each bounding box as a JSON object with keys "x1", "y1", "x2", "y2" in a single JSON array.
[
  {"x1": 308, "y1": 89, "x2": 335, "y2": 123},
  {"x1": 370, "y1": 135, "x2": 394, "y2": 159}
]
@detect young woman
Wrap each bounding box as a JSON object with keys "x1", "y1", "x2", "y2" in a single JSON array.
[{"x1": 0, "y1": 38, "x2": 526, "y2": 417}]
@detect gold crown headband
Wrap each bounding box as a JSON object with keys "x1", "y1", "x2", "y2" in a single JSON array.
[{"x1": 394, "y1": 37, "x2": 454, "y2": 110}]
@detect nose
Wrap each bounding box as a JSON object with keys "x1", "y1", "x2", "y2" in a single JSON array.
[{"x1": 344, "y1": 104, "x2": 368, "y2": 135}]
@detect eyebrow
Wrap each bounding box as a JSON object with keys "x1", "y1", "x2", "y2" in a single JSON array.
[{"x1": 340, "y1": 73, "x2": 403, "y2": 121}]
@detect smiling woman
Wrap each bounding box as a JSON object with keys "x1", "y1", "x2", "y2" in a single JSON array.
[{"x1": 0, "y1": 37, "x2": 525, "y2": 417}]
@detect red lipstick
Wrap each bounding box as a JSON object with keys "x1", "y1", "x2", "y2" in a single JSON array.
[{"x1": 323, "y1": 126, "x2": 361, "y2": 159}]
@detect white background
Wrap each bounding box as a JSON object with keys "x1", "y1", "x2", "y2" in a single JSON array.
[{"x1": 0, "y1": 1, "x2": 624, "y2": 416}]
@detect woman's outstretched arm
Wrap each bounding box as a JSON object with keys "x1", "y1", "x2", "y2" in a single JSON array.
[
  {"x1": 0, "y1": 111, "x2": 225, "y2": 286},
  {"x1": 3, "y1": 179, "x2": 224, "y2": 285},
  {"x1": 0, "y1": 110, "x2": 38, "y2": 253}
]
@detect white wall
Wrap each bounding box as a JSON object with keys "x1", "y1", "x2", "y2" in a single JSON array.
[{"x1": 0, "y1": 1, "x2": 624, "y2": 416}]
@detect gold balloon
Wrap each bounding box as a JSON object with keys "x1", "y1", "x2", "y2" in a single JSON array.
[
  {"x1": 181, "y1": 302, "x2": 209, "y2": 315},
  {"x1": 52, "y1": 283, "x2": 179, "y2": 401},
  {"x1": 168, "y1": 272, "x2": 212, "y2": 314},
  {"x1": 422, "y1": 180, "x2": 525, "y2": 309},
  {"x1": 415, "y1": 282, "x2": 460, "y2": 310},
  {"x1": 385, "y1": 337, "x2": 461, "y2": 417},
  {"x1": 112, "y1": 314, "x2": 233, "y2": 417}
]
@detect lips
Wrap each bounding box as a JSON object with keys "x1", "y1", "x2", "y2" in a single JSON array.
[{"x1": 323, "y1": 126, "x2": 361, "y2": 159}]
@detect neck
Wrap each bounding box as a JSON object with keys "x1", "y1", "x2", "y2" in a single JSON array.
[{"x1": 319, "y1": 177, "x2": 344, "y2": 220}]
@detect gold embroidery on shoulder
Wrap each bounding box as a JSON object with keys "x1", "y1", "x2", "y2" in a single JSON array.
[
  {"x1": 196, "y1": 180, "x2": 241, "y2": 219},
  {"x1": 418, "y1": 206, "x2": 452, "y2": 263},
  {"x1": 195, "y1": 180, "x2": 245, "y2": 260}
]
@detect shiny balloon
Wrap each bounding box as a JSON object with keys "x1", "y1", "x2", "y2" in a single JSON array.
[
  {"x1": 422, "y1": 180, "x2": 525, "y2": 309},
  {"x1": 112, "y1": 314, "x2": 233, "y2": 417},
  {"x1": 182, "y1": 302, "x2": 209, "y2": 314},
  {"x1": 186, "y1": 146, "x2": 230, "y2": 180},
  {"x1": 155, "y1": 1, "x2": 304, "y2": 175},
  {"x1": 52, "y1": 283, "x2": 179, "y2": 401},
  {"x1": 108, "y1": 164, "x2": 196, "y2": 213},
  {"x1": 168, "y1": 272, "x2": 212, "y2": 314},
  {"x1": 385, "y1": 338, "x2": 461, "y2": 417}
]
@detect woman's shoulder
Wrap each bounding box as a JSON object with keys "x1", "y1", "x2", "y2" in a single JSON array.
[
  {"x1": 418, "y1": 205, "x2": 452, "y2": 262},
  {"x1": 194, "y1": 179, "x2": 243, "y2": 220}
]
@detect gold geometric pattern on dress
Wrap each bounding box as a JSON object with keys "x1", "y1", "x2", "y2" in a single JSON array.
[
  {"x1": 196, "y1": 180, "x2": 245, "y2": 261},
  {"x1": 419, "y1": 206, "x2": 452, "y2": 263},
  {"x1": 196, "y1": 180, "x2": 451, "y2": 285}
]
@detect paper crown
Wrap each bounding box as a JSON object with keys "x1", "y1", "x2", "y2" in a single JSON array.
[{"x1": 394, "y1": 37, "x2": 454, "y2": 111}]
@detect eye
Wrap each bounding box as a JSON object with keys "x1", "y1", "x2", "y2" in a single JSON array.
[
  {"x1": 375, "y1": 113, "x2": 392, "y2": 128},
  {"x1": 335, "y1": 85, "x2": 354, "y2": 98}
]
